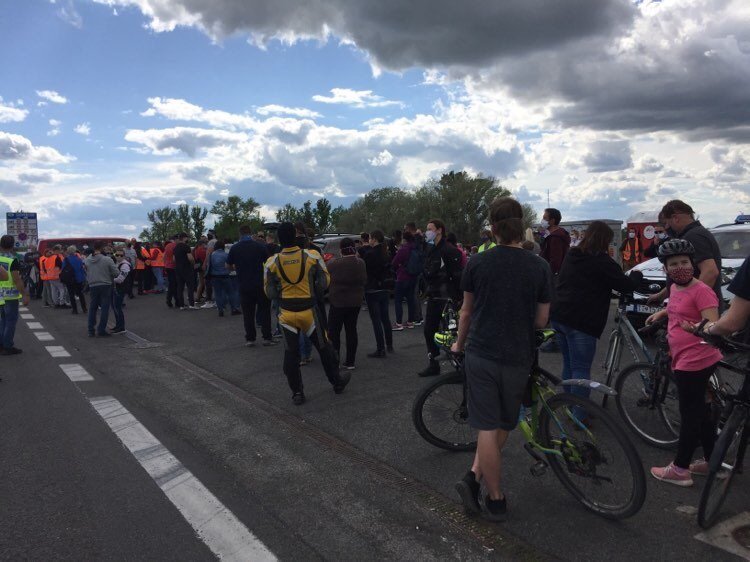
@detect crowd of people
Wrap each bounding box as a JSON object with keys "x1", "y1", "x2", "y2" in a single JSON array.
[{"x1": 1, "y1": 196, "x2": 744, "y2": 523}]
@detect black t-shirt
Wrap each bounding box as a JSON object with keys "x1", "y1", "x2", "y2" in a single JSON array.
[
  {"x1": 226, "y1": 239, "x2": 270, "y2": 292},
  {"x1": 680, "y1": 221, "x2": 723, "y2": 307},
  {"x1": 461, "y1": 246, "x2": 553, "y2": 365},
  {"x1": 173, "y1": 242, "x2": 193, "y2": 274},
  {"x1": 728, "y1": 255, "x2": 750, "y2": 300}
]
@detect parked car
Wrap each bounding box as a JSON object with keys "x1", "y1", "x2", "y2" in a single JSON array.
[
  {"x1": 626, "y1": 221, "x2": 750, "y2": 321},
  {"x1": 313, "y1": 234, "x2": 362, "y2": 262}
]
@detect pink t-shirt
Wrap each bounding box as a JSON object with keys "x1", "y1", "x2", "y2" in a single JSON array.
[{"x1": 666, "y1": 281, "x2": 722, "y2": 372}]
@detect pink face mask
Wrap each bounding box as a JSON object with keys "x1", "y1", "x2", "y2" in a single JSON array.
[{"x1": 669, "y1": 266, "x2": 694, "y2": 286}]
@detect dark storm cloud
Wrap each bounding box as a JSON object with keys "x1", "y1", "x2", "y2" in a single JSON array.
[{"x1": 582, "y1": 140, "x2": 633, "y2": 173}]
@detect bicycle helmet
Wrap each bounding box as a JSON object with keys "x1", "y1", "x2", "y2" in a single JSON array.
[{"x1": 657, "y1": 238, "x2": 695, "y2": 263}]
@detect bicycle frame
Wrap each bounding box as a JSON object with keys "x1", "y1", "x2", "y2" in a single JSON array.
[{"x1": 603, "y1": 295, "x2": 655, "y2": 387}]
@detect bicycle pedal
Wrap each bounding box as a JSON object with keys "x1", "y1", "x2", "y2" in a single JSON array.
[{"x1": 530, "y1": 461, "x2": 547, "y2": 477}]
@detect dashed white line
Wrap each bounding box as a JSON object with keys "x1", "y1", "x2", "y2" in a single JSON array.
[
  {"x1": 20, "y1": 313, "x2": 34, "y2": 320},
  {"x1": 90, "y1": 396, "x2": 277, "y2": 562},
  {"x1": 27, "y1": 322, "x2": 44, "y2": 330},
  {"x1": 19, "y1": 307, "x2": 29, "y2": 312},
  {"x1": 34, "y1": 332, "x2": 55, "y2": 341},
  {"x1": 45, "y1": 346, "x2": 70, "y2": 358},
  {"x1": 59, "y1": 363, "x2": 94, "y2": 382}
]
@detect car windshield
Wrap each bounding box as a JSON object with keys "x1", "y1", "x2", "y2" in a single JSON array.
[{"x1": 713, "y1": 231, "x2": 750, "y2": 259}]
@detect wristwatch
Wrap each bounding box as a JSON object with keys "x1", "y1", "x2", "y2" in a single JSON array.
[{"x1": 705, "y1": 322, "x2": 716, "y2": 335}]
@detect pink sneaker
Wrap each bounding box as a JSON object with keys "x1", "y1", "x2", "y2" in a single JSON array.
[
  {"x1": 404, "y1": 322, "x2": 415, "y2": 329},
  {"x1": 689, "y1": 459, "x2": 709, "y2": 476},
  {"x1": 650, "y1": 462, "x2": 693, "y2": 487},
  {"x1": 392, "y1": 323, "x2": 404, "y2": 331}
]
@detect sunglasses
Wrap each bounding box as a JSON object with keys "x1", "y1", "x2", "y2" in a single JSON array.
[{"x1": 115, "y1": 253, "x2": 124, "y2": 257}]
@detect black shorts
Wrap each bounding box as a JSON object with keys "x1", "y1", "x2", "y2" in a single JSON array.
[{"x1": 465, "y1": 350, "x2": 530, "y2": 431}]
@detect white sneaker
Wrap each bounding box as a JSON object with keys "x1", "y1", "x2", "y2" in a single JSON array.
[{"x1": 201, "y1": 302, "x2": 216, "y2": 309}]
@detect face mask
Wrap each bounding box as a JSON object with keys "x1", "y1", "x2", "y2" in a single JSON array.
[
  {"x1": 629, "y1": 232, "x2": 636, "y2": 239},
  {"x1": 657, "y1": 232, "x2": 667, "y2": 240},
  {"x1": 669, "y1": 266, "x2": 694, "y2": 286},
  {"x1": 540, "y1": 219, "x2": 549, "y2": 229},
  {"x1": 425, "y1": 230, "x2": 437, "y2": 244},
  {"x1": 481, "y1": 236, "x2": 489, "y2": 243}
]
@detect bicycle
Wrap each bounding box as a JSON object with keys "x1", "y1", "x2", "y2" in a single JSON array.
[
  {"x1": 615, "y1": 320, "x2": 737, "y2": 450},
  {"x1": 412, "y1": 329, "x2": 647, "y2": 519},
  {"x1": 694, "y1": 324, "x2": 750, "y2": 529}
]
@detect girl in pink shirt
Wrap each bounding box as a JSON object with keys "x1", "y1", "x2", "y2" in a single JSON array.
[{"x1": 645, "y1": 239, "x2": 721, "y2": 487}]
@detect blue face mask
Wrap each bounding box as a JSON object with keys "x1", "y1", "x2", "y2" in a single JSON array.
[
  {"x1": 425, "y1": 230, "x2": 437, "y2": 244},
  {"x1": 240, "y1": 235, "x2": 253, "y2": 241}
]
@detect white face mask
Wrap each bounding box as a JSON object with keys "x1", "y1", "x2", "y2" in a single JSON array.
[
  {"x1": 425, "y1": 229, "x2": 437, "y2": 243},
  {"x1": 629, "y1": 232, "x2": 636, "y2": 239},
  {"x1": 657, "y1": 232, "x2": 667, "y2": 240},
  {"x1": 540, "y1": 219, "x2": 549, "y2": 229}
]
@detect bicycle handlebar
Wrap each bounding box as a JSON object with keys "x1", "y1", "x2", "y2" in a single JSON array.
[
  {"x1": 695, "y1": 319, "x2": 750, "y2": 355},
  {"x1": 638, "y1": 317, "x2": 667, "y2": 337}
]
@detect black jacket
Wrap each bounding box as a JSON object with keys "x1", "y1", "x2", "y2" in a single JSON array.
[
  {"x1": 424, "y1": 238, "x2": 463, "y2": 299},
  {"x1": 551, "y1": 248, "x2": 642, "y2": 338},
  {"x1": 363, "y1": 244, "x2": 392, "y2": 291}
]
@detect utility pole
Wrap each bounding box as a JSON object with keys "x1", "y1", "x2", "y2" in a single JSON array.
[{"x1": 547, "y1": 189, "x2": 550, "y2": 208}]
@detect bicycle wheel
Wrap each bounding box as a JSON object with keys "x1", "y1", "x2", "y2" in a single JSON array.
[
  {"x1": 539, "y1": 393, "x2": 646, "y2": 519},
  {"x1": 412, "y1": 372, "x2": 477, "y2": 451},
  {"x1": 615, "y1": 362, "x2": 680, "y2": 449},
  {"x1": 698, "y1": 405, "x2": 748, "y2": 529}
]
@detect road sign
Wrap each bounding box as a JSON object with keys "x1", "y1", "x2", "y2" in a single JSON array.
[{"x1": 6, "y1": 212, "x2": 38, "y2": 251}]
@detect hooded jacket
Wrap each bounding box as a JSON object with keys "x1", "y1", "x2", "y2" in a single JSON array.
[
  {"x1": 541, "y1": 227, "x2": 571, "y2": 275},
  {"x1": 84, "y1": 253, "x2": 119, "y2": 287}
]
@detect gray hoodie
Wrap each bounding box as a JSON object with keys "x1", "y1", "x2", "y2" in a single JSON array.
[{"x1": 84, "y1": 253, "x2": 119, "y2": 287}]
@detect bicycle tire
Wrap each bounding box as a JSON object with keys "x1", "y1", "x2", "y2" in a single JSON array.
[
  {"x1": 698, "y1": 405, "x2": 748, "y2": 529},
  {"x1": 412, "y1": 372, "x2": 477, "y2": 452},
  {"x1": 539, "y1": 393, "x2": 646, "y2": 519},
  {"x1": 615, "y1": 362, "x2": 680, "y2": 449}
]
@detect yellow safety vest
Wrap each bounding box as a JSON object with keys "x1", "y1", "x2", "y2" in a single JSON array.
[{"x1": 0, "y1": 254, "x2": 20, "y2": 301}]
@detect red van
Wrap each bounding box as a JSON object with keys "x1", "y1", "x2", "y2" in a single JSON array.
[{"x1": 37, "y1": 237, "x2": 128, "y2": 254}]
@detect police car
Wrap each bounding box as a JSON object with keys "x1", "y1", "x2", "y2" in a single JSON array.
[{"x1": 627, "y1": 216, "x2": 750, "y2": 318}]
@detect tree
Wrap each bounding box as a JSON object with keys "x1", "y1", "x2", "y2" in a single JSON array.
[
  {"x1": 313, "y1": 198, "x2": 333, "y2": 233},
  {"x1": 276, "y1": 203, "x2": 301, "y2": 224},
  {"x1": 299, "y1": 201, "x2": 315, "y2": 230},
  {"x1": 211, "y1": 195, "x2": 263, "y2": 240},
  {"x1": 141, "y1": 206, "x2": 178, "y2": 243},
  {"x1": 190, "y1": 206, "x2": 208, "y2": 243},
  {"x1": 521, "y1": 203, "x2": 538, "y2": 231}
]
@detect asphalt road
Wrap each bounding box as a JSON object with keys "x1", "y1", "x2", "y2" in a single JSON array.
[{"x1": 2, "y1": 293, "x2": 748, "y2": 561}]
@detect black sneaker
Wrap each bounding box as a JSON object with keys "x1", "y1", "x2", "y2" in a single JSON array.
[
  {"x1": 262, "y1": 339, "x2": 279, "y2": 347},
  {"x1": 110, "y1": 327, "x2": 126, "y2": 334},
  {"x1": 418, "y1": 360, "x2": 440, "y2": 377},
  {"x1": 455, "y1": 471, "x2": 481, "y2": 515},
  {"x1": 292, "y1": 391, "x2": 306, "y2": 405},
  {"x1": 97, "y1": 332, "x2": 112, "y2": 337},
  {"x1": 0, "y1": 347, "x2": 22, "y2": 356},
  {"x1": 88, "y1": 332, "x2": 95, "y2": 337},
  {"x1": 386, "y1": 345, "x2": 394, "y2": 353},
  {"x1": 333, "y1": 370, "x2": 351, "y2": 394},
  {"x1": 481, "y1": 495, "x2": 507, "y2": 522},
  {"x1": 367, "y1": 349, "x2": 386, "y2": 358}
]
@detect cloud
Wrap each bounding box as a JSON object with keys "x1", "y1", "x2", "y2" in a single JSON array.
[
  {"x1": 0, "y1": 101, "x2": 28, "y2": 123},
  {"x1": 312, "y1": 88, "x2": 403, "y2": 108},
  {"x1": 36, "y1": 90, "x2": 68, "y2": 104},
  {"x1": 124, "y1": 127, "x2": 248, "y2": 157},
  {"x1": 57, "y1": 0, "x2": 83, "y2": 28},
  {"x1": 141, "y1": 97, "x2": 256, "y2": 130},
  {"x1": 0, "y1": 131, "x2": 73, "y2": 164},
  {"x1": 74, "y1": 122, "x2": 91, "y2": 136},
  {"x1": 581, "y1": 140, "x2": 633, "y2": 173},
  {"x1": 256, "y1": 104, "x2": 321, "y2": 119}
]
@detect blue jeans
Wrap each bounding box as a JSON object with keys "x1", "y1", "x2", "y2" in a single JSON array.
[
  {"x1": 0, "y1": 299, "x2": 20, "y2": 348},
  {"x1": 230, "y1": 277, "x2": 241, "y2": 310},
  {"x1": 112, "y1": 289, "x2": 125, "y2": 330},
  {"x1": 394, "y1": 278, "x2": 416, "y2": 324},
  {"x1": 551, "y1": 320, "x2": 598, "y2": 402},
  {"x1": 299, "y1": 331, "x2": 312, "y2": 359},
  {"x1": 212, "y1": 277, "x2": 238, "y2": 312},
  {"x1": 153, "y1": 267, "x2": 165, "y2": 292},
  {"x1": 88, "y1": 285, "x2": 112, "y2": 335},
  {"x1": 365, "y1": 291, "x2": 392, "y2": 351}
]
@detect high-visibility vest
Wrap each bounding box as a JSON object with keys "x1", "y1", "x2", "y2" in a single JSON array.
[
  {"x1": 0, "y1": 254, "x2": 21, "y2": 301},
  {"x1": 42, "y1": 255, "x2": 61, "y2": 281},
  {"x1": 135, "y1": 247, "x2": 148, "y2": 270},
  {"x1": 477, "y1": 241, "x2": 496, "y2": 253},
  {"x1": 150, "y1": 248, "x2": 164, "y2": 268},
  {"x1": 622, "y1": 238, "x2": 640, "y2": 262}
]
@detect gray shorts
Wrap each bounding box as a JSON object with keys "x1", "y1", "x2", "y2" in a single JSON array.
[{"x1": 465, "y1": 350, "x2": 530, "y2": 431}]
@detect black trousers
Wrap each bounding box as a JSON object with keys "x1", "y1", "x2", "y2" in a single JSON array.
[
  {"x1": 674, "y1": 365, "x2": 718, "y2": 468},
  {"x1": 166, "y1": 268, "x2": 177, "y2": 306},
  {"x1": 423, "y1": 297, "x2": 447, "y2": 358},
  {"x1": 143, "y1": 266, "x2": 154, "y2": 291},
  {"x1": 328, "y1": 305, "x2": 360, "y2": 366},
  {"x1": 124, "y1": 270, "x2": 134, "y2": 298},
  {"x1": 65, "y1": 282, "x2": 87, "y2": 313},
  {"x1": 135, "y1": 269, "x2": 145, "y2": 294},
  {"x1": 282, "y1": 326, "x2": 339, "y2": 394},
  {"x1": 241, "y1": 287, "x2": 271, "y2": 342},
  {"x1": 175, "y1": 270, "x2": 195, "y2": 307}
]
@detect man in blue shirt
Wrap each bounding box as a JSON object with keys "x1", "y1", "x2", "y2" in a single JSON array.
[{"x1": 227, "y1": 225, "x2": 277, "y2": 347}]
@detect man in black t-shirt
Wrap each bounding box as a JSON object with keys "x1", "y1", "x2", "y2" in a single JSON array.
[
  {"x1": 451, "y1": 197, "x2": 552, "y2": 522},
  {"x1": 173, "y1": 232, "x2": 196, "y2": 309}
]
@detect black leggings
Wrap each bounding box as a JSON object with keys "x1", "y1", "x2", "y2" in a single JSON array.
[
  {"x1": 328, "y1": 305, "x2": 360, "y2": 365},
  {"x1": 674, "y1": 364, "x2": 718, "y2": 469},
  {"x1": 282, "y1": 325, "x2": 339, "y2": 394}
]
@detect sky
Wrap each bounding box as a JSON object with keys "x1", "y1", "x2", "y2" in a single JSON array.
[{"x1": 1, "y1": 0, "x2": 749, "y2": 239}]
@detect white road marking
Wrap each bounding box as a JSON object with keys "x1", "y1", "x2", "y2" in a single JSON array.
[
  {"x1": 90, "y1": 396, "x2": 277, "y2": 562},
  {"x1": 695, "y1": 511, "x2": 750, "y2": 559},
  {"x1": 20, "y1": 313, "x2": 34, "y2": 320},
  {"x1": 27, "y1": 322, "x2": 44, "y2": 330},
  {"x1": 34, "y1": 332, "x2": 55, "y2": 341},
  {"x1": 59, "y1": 364, "x2": 94, "y2": 382},
  {"x1": 45, "y1": 346, "x2": 70, "y2": 358},
  {"x1": 19, "y1": 307, "x2": 29, "y2": 312}
]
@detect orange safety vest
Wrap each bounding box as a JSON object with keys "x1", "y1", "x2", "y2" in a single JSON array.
[
  {"x1": 622, "y1": 238, "x2": 640, "y2": 262},
  {"x1": 42, "y1": 255, "x2": 61, "y2": 281},
  {"x1": 150, "y1": 248, "x2": 164, "y2": 268},
  {"x1": 135, "y1": 247, "x2": 148, "y2": 270}
]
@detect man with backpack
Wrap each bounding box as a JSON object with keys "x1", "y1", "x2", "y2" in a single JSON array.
[{"x1": 418, "y1": 218, "x2": 464, "y2": 377}]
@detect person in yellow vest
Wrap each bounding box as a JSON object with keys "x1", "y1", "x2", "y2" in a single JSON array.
[
  {"x1": 477, "y1": 229, "x2": 496, "y2": 253},
  {"x1": 1, "y1": 235, "x2": 31, "y2": 355},
  {"x1": 264, "y1": 222, "x2": 350, "y2": 405},
  {"x1": 150, "y1": 242, "x2": 165, "y2": 293},
  {"x1": 620, "y1": 228, "x2": 641, "y2": 271}
]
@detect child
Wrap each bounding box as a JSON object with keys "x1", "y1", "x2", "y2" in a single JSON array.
[{"x1": 645, "y1": 239, "x2": 722, "y2": 486}]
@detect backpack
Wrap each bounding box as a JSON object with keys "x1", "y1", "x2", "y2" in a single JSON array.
[
  {"x1": 406, "y1": 245, "x2": 425, "y2": 277},
  {"x1": 59, "y1": 258, "x2": 75, "y2": 285}
]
